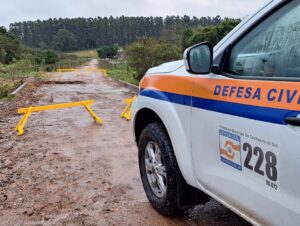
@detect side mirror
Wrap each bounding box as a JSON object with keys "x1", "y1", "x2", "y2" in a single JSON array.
[{"x1": 183, "y1": 42, "x2": 213, "y2": 74}]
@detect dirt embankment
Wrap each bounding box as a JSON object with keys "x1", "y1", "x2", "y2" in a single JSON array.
[{"x1": 0, "y1": 60, "x2": 250, "y2": 226}]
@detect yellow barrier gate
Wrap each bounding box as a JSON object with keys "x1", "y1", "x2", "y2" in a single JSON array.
[
  {"x1": 15, "y1": 100, "x2": 103, "y2": 136},
  {"x1": 57, "y1": 68, "x2": 78, "y2": 72},
  {"x1": 120, "y1": 96, "x2": 137, "y2": 121}
]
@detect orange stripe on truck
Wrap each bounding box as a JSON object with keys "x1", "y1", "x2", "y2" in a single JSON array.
[{"x1": 140, "y1": 74, "x2": 300, "y2": 111}]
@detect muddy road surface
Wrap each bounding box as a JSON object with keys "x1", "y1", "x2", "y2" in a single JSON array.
[{"x1": 0, "y1": 60, "x2": 251, "y2": 225}]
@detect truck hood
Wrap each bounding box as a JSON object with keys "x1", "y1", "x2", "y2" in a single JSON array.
[{"x1": 146, "y1": 60, "x2": 184, "y2": 75}]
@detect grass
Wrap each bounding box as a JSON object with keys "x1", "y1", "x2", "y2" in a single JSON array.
[
  {"x1": 0, "y1": 79, "x2": 22, "y2": 98},
  {"x1": 0, "y1": 59, "x2": 40, "y2": 98},
  {"x1": 66, "y1": 49, "x2": 98, "y2": 58},
  {"x1": 56, "y1": 56, "x2": 91, "y2": 69},
  {"x1": 58, "y1": 50, "x2": 97, "y2": 69},
  {"x1": 108, "y1": 68, "x2": 139, "y2": 86},
  {"x1": 0, "y1": 59, "x2": 38, "y2": 80},
  {"x1": 98, "y1": 59, "x2": 139, "y2": 86}
]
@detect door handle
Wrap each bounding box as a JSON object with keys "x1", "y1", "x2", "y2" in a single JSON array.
[{"x1": 284, "y1": 117, "x2": 300, "y2": 126}]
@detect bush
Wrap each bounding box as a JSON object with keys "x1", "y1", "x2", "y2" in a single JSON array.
[
  {"x1": 127, "y1": 38, "x2": 181, "y2": 80},
  {"x1": 97, "y1": 48, "x2": 104, "y2": 58},
  {"x1": 44, "y1": 51, "x2": 59, "y2": 64},
  {"x1": 97, "y1": 45, "x2": 118, "y2": 59},
  {"x1": 21, "y1": 47, "x2": 44, "y2": 65}
]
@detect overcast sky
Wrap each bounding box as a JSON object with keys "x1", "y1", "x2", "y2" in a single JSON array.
[{"x1": 0, "y1": 0, "x2": 267, "y2": 28}]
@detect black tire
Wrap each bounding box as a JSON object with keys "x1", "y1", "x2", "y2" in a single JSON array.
[{"x1": 138, "y1": 122, "x2": 182, "y2": 216}]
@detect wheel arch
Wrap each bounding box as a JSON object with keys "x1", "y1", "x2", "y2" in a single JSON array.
[
  {"x1": 133, "y1": 105, "x2": 196, "y2": 187},
  {"x1": 134, "y1": 108, "x2": 164, "y2": 145},
  {"x1": 134, "y1": 106, "x2": 210, "y2": 208}
]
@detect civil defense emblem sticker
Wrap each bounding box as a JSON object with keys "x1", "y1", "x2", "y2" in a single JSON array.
[{"x1": 219, "y1": 129, "x2": 242, "y2": 171}]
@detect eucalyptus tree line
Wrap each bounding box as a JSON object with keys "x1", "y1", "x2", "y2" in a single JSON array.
[{"x1": 9, "y1": 15, "x2": 229, "y2": 51}]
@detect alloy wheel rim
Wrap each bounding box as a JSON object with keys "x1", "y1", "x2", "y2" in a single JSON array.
[{"x1": 144, "y1": 141, "x2": 167, "y2": 198}]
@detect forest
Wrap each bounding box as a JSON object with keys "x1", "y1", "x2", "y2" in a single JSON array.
[{"x1": 9, "y1": 16, "x2": 236, "y2": 51}]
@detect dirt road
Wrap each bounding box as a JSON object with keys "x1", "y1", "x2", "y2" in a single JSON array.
[{"x1": 0, "y1": 60, "x2": 250, "y2": 225}]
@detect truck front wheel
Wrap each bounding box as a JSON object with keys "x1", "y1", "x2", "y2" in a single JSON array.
[{"x1": 138, "y1": 122, "x2": 181, "y2": 216}]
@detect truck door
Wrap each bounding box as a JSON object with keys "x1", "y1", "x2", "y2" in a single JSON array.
[{"x1": 191, "y1": 1, "x2": 300, "y2": 225}]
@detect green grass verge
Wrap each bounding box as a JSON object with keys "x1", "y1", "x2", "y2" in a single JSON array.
[
  {"x1": 98, "y1": 59, "x2": 139, "y2": 86},
  {"x1": 0, "y1": 59, "x2": 38, "y2": 80},
  {"x1": 0, "y1": 80, "x2": 22, "y2": 98},
  {"x1": 108, "y1": 68, "x2": 139, "y2": 86}
]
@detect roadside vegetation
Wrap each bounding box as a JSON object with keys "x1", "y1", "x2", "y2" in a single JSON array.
[
  {"x1": 103, "y1": 62, "x2": 139, "y2": 86},
  {"x1": 97, "y1": 46, "x2": 118, "y2": 59},
  {"x1": 0, "y1": 27, "x2": 92, "y2": 98}
]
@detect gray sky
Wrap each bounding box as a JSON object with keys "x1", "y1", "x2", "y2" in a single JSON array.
[{"x1": 0, "y1": 0, "x2": 267, "y2": 28}]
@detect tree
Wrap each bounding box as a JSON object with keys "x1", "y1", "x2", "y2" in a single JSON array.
[
  {"x1": 182, "y1": 28, "x2": 194, "y2": 50},
  {"x1": 9, "y1": 16, "x2": 239, "y2": 51},
  {"x1": 52, "y1": 29, "x2": 78, "y2": 51},
  {"x1": 0, "y1": 26, "x2": 21, "y2": 64},
  {"x1": 127, "y1": 38, "x2": 181, "y2": 80},
  {"x1": 185, "y1": 19, "x2": 241, "y2": 47}
]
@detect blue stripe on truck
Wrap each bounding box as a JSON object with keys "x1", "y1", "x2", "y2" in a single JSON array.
[{"x1": 140, "y1": 88, "x2": 299, "y2": 125}]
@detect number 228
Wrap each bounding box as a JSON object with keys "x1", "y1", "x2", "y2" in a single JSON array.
[{"x1": 243, "y1": 142, "x2": 278, "y2": 182}]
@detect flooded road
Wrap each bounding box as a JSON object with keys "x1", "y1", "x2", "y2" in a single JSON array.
[{"x1": 0, "y1": 59, "x2": 250, "y2": 225}]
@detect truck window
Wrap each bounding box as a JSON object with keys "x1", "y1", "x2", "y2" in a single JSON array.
[{"x1": 225, "y1": 1, "x2": 300, "y2": 79}]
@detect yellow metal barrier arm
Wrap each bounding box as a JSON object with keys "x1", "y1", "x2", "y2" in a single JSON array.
[
  {"x1": 57, "y1": 68, "x2": 108, "y2": 77},
  {"x1": 18, "y1": 100, "x2": 94, "y2": 113},
  {"x1": 82, "y1": 103, "x2": 103, "y2": 125},
  {"x1": 57, "y1": 68, "x2": 78, "y2": 73},
  {"x1": 15, "y1": 106, "x2": 32, "y2": 136},
  {"x1": 102, "y1": 70, "x2": 108, "y2": 78},
  {"x1": 123, "y1": 109, "x2": 132, "y2": 121},
  {"x1": 16, "y1": 100, "x2": 103, "y2": 136},
  {"x1": 120, "y1": 103, "x2": 131, "y2": 118},
  {"x1": 120, "y1": 96, "x2": 137, "y2": 121}
]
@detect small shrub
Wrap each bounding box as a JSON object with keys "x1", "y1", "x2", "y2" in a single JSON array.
[
  {"x1": 44, "y1": 51, "x2": 59, "y2": 65},
  {"x1": 97, "y1": 45, "x2": 118, "y2": 59},
  {"x1": 97, "y1": 48, "x2": 104, "y2": 58}
]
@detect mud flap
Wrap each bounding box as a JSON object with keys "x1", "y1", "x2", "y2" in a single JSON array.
[{"x1": 176, "y1": 169, "x2": 210, "y2": 209}]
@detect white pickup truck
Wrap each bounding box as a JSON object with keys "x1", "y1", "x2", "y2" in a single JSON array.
[{"x1": 132, "y1": 0, "x2": 300, "y2": 225}]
